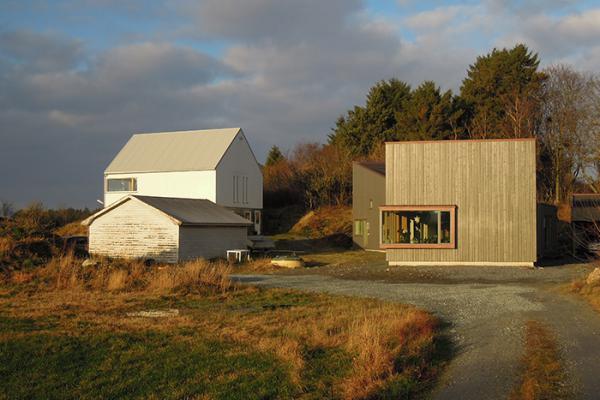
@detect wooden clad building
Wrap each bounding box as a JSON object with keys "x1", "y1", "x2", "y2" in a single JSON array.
[
  {"x1": 381, "y1": 138, "x2": 540, "y2": 266},
  {"x1": 82, "y1": 195, "x2": 252, "y2": 263},
  {"x1": 352, "y1": 162, "x2": 386, "y2": 250}
]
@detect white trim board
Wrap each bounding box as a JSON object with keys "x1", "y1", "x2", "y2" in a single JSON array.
[{"x1": 388, "y1": 261, "x2": 535, "y2": 267}]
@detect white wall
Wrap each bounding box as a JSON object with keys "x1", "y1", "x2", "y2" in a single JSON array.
[
  {"x1": 104, "y1": 170, "x2": 216, "y2": 207},
  {"x1": 215, "y1": 131, "x2": 263, "y2": 209},
  {"x1": 89, "y1": 199, "x2": 180, "y2": 263}
]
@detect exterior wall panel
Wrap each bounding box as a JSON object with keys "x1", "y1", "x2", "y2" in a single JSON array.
[
  {"x1": 104, "y1": 170, "x2": 216, "y2": 207},
  {"x1": 215, "y1": 131, "x2": 263, "y2": 210},
  {"x1": 178, "y1": 226, "x2": 248, "y2": 261},
  {"x1": 88, "y1": 199, "x2": 179, "y2": 263},
  {"x1": 352, "y1": 163, "x2": 386, "y2": 250},
  {"x1": 385, "y1": 139, "x2": 536, "y2": 264}
]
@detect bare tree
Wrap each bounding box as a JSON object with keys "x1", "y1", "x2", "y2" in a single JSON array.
[
  {"x1": 538, "y1": 65, "x2": 600, "y2": 204},
  {"x1": 1, "y1": 200, "x2": 14, "y2": 218}
]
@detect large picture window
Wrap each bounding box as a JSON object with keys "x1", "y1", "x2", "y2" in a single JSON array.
[
  {"x1": 106, "y1": 178, "x2": 137, "y2": 192},
  {"x1": 380, "y1": 206, "x2": 456, "y2": 249}
]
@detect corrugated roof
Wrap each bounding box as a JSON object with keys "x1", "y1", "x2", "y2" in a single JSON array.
[
  {"x1": 82, "y1": 195, "x2": 252, "y2": 226},
  {"x1": 355, "y1": 161, "x2": 385, "y2": 176},
  {"x1": 572, "y1": 193, "x2": 600, "y2": 222},
  {"x1": 105, "y1": 128, "x2": 241, "y2": 174}
]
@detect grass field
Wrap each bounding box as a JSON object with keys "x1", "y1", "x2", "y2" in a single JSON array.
[{"x1": 0, "y1": 255, "x2": 444, "y2": 400}]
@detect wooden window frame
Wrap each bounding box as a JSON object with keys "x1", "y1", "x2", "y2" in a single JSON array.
[{"x1": 379, "y1": 205, "x2": 456, "y2": 249}]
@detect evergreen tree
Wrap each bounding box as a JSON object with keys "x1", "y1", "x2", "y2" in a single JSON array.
[
  {"x1": 460, "y1": 44, "x2": 545, "y2": 138},
  {"x1": 329, "y1": 79, "x2": 411, "y2": 156},
  {"x1": 265, "y1": 145, "x2": 285, "y2": 166},
  {"x1": 395, "y1": 81, "x2": 465, "y2": 141}
]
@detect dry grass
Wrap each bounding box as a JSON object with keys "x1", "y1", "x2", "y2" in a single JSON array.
[
  {"x1": 510, "y1": 320, "x2": 571, "y2": 400},
  {"x1": 289, "y1": 206, "x2": 352, "y2": 238},
  {"x1": 570, "y1": 268, "x2": 600, "y2": 313},
  {"x1": 0, "y1": 236, "x2": 15, "y2": 254},
  {"x1": 0, "y1": 254, "x2": 443, "y2": 399},
  {"x1": 4, "y1": 253, "x2": 232, "y2": 294},
  {"x1": 54, "y1": 220, "x2": 88, "y2": 237}
]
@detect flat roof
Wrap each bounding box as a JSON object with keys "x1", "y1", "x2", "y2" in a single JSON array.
[
  {"x1": 354, "y1": 161, "x2": 385, "y2": 176},
  {"x1": 385, "y1": 137, "x2": 535, "y2": 145}
]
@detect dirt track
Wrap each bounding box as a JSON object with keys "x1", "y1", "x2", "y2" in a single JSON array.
[{"x1": 233, "y1": 259, "x2": 600, "y2": 399}]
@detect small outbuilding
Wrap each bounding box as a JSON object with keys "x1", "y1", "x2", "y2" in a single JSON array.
[
  {"x1": 352, "y1": 161, "x2": 385, "y2": 250},
  {"x1": 82, "y1": 195, "x2": 252, "y2": 263}
]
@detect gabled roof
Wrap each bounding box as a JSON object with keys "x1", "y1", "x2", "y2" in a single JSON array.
[
  {"x1": 82, "y1": 195, "x2": 252, "y2": 227},
  {"x1": 105, "y1": 128, "x2": 242, "y2": 174},
  {"x1": 354, "y1": 161, "x2": 385, "y2": 176}
]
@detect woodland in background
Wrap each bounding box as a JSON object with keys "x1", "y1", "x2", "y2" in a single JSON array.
[{"x1": 264, "y1": 44, "x2": 600, "y2": 211}]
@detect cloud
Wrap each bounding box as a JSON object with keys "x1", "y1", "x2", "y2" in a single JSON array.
[
  {"x1": 0, "y1": 30, "x2": 83, "y2": 72},
  {"x1": 1, "y1": 1, "x2": 600, "y2": 208},
  {"x1": 183, "y1": 0, "x2": 362, "y2": 44}
]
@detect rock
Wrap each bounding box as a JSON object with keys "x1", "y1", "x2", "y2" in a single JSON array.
[
  {"x1": 82, "y1": 259, "x2": 99, "y2": 268},
  {"x1": 586, "y1": 267, "x2": 600, "y2": 286},
  {"x1": 126, "y1": 309, "x2": 179, "y2": 318}
]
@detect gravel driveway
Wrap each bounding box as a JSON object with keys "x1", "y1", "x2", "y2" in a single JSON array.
[{"x1": 233, "y1": 261, "x2": 600, "y2": 399}]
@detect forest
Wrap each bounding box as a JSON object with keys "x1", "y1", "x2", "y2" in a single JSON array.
[{"x1": 263, "y1": 44, "x2": 600, "y2": 210}]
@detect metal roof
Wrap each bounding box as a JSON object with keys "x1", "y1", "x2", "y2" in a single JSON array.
[
  {"x1": 105, "y1": 128, "x2": 241, "y2": 174},
  {"x1": 82, "y1": 195, "x2": 252, "y2": 227},
  {"x1": 572, "y1": 193, "x2": 600, "y2": 222},
  {"x1": 355, "y1": 161, "x2": 385, "y2": 176}
]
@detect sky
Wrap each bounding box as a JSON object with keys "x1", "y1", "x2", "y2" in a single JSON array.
[{"x1": 1, "y1": 0, "x2": 600, "y2": 209}]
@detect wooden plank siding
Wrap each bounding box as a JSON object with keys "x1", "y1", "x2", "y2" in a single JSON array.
[
  {"x1": 352, "y1": 163, "x2": 386, "y2": 250},
  {"x1": 178, "y1": 226, "x2": 248, "y2": 261},
  {"x1": 385, "y1": 139, "x2": 537, "y2": 265},
  {"x1": 88, "y1": 199, "x2": 179, "y2": 263}
]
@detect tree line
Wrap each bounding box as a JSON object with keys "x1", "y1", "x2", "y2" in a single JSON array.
[{"x1": 265, "y1": 44, "x2": 600, "y2": 209}]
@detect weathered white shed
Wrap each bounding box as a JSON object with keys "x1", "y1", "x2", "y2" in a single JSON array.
[{"x1": 82, "y1": 195, "x2": 252, "y2": 263}]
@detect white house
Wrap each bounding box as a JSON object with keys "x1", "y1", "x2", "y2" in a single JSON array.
[
  {"x1": 103, "y1": 127, "x2": 263, "y2": 234},
  {"x1": 82, "y1": 195, "x2": 252, "y2": 263}
]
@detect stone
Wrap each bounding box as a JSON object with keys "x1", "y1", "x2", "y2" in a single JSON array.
[
  {"x1": 82, "y1": 259, "x2": 99, "y2": 268},
  {"x1": 126, "y1": 309, "x2": 179, "y2": 318},
  {"x1": 586, "y1": 267, "x2": 600, "y2": 286}
]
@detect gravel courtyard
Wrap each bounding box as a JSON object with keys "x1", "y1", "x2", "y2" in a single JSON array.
[{"x1": 233, "y1": 256, "x2": 600, "y2": 399}]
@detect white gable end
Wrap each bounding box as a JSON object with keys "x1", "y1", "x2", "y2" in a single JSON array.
[{"x1": 216, "y1": 130, "x2": 263, "y2": 209}]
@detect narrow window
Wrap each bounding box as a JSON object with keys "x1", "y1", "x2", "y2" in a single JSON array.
[
  {"x1": 254, "y1": 210, "x2": 261, "y2": 225},
  {"x1": 354, "y1": 220, "x2": 364, "y2": 236},
  {"x1": 106, "y1": 178, "x2": 137, "y2": 192},
  {"x1": 380, "y1": 206, "x2": 456, "y2": 249}
]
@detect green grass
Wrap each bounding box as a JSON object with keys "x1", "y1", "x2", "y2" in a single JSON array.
[
  {"x1": 0, "y1": 332, "x2": 294, "y2": 400},
  {"x1": 0, "y1": 264, "x2": 443, "y2": 400}
]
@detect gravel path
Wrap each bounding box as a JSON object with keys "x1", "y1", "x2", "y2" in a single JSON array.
[{"x1": 233, "y1": 271, "x2": 600, "y2": 399}]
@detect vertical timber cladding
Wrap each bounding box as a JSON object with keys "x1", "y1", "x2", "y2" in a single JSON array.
[
  {"x1": 352, "y1": 163, "x2": 386, "y2": 250},
  {"x1": 385, "y1": 139, "x2": 537, "y2": 264}
]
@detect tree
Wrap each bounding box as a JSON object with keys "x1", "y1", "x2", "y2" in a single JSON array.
[
  {"x1": 538, "y1": 65, "x2": 600, "y2": 203},
  {"x1": 395, "y1": 81, "x2": 466, "y2": 141},
  {"x1": 330, "y1": 79, "x2": 411, "y2": 156},
  {"x1": 265, "y1": 145, "x2": 284, "y2": 167},
  {"x1": 1, "y1": 201, "x2": 14, "y2": 218},
  {"x1": 460, "y1": 44, "x2": 545, "y2": 138}
]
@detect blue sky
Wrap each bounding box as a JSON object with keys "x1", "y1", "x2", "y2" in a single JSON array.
[{"x1": 1, "y1": 0, "x2": 599, "y2": 208}]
